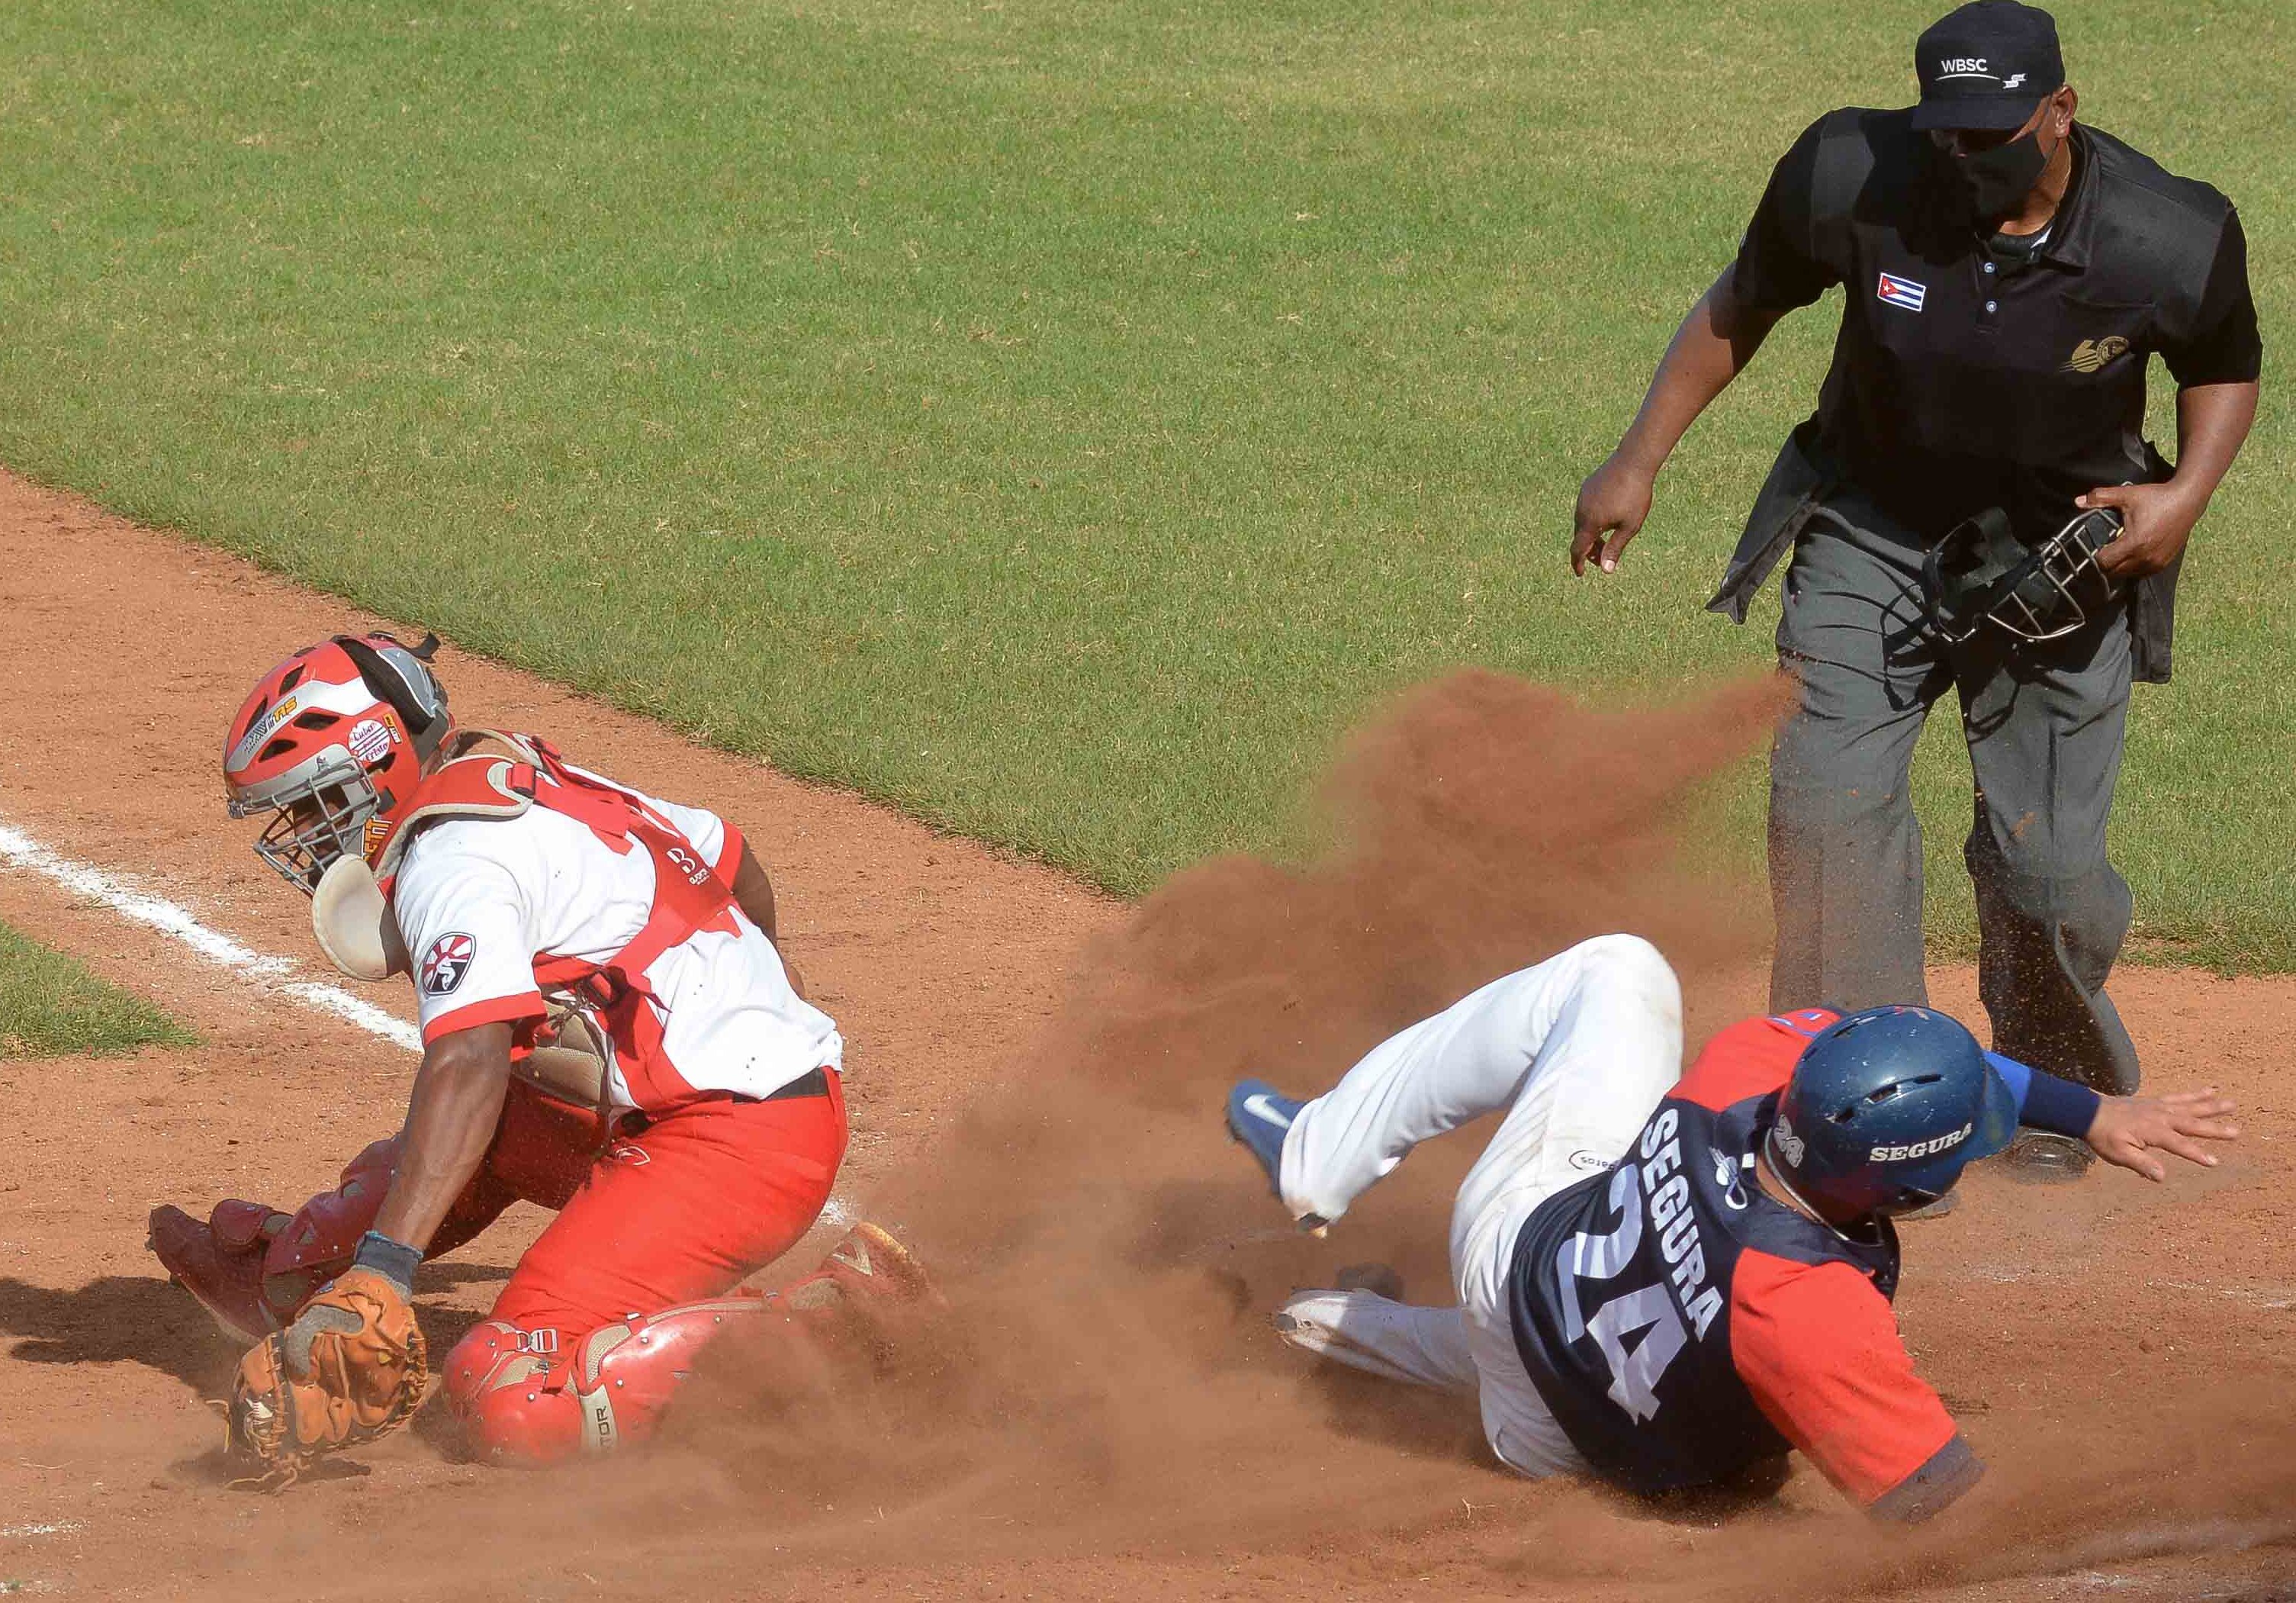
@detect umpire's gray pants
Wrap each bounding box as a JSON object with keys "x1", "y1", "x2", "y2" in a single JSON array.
[{"x1": 1767, "y1": 490, "x2": 2140, "y2": 1093}]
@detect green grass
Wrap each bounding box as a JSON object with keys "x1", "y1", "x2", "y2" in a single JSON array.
[
  {"x1": 0, "y1": 0, "x2": 2288, "y2": 965},
  {"x1": 0, "y1": 919, "x2": 196, "y2": 1058}
]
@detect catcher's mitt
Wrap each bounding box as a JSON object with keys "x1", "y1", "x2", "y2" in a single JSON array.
[{"x1": 227, "y1": 1267, "x2": 428, "y2": 1489}]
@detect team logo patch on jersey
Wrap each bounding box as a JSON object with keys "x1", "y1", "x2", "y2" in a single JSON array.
[
  {"x1": 2064, "y1": 335, "x2": 2130, "y2": 374},
  {"x1": 347, "y1": 716, "x2": 394, "y2": 764},
  {"x1": 420, "y1": 932, "x2": 477, "y2": 996},
  {"x1": 1876, "y1": 272, "x2": 1928, "y2": 313}
]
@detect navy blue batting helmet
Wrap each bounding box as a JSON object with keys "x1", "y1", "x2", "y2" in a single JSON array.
[{"x1": 1767, "y1": 1006, "x2": 2019, "y2": 1218}]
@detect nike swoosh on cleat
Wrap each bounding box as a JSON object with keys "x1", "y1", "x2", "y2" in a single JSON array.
[{"x1": 1243, "y1": 1093, "x2": 1295, "y2": 1128}]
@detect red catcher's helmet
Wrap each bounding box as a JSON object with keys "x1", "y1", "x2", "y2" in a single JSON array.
[{"x1": 223, "y1": 633, "x2": 455, "y2": 893}]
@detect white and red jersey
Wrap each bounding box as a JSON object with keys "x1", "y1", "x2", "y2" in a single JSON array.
[{"x1": 383, "y1": 738, "x2": 841, "y2": 1115}]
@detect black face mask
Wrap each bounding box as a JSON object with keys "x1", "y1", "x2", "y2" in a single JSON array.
[{"x1": 1940, "y1": 128, "x2": 2050, "y2": 224}]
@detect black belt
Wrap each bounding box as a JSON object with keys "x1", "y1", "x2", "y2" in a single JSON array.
[
  {"x1": 622, "y1": 1069, "x2": 834, "y2": 1135},
  {"x1": 757, "y1": 1066, "x2": 833, "y2": 1103}
]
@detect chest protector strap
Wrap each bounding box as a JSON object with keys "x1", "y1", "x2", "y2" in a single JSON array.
[{"x1": 374, "y1": 731, "x2": 741, "y2": 1112}]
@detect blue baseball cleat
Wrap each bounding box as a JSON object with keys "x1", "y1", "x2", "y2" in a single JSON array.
[{"x1": 1226, "y1": 1080, "x2": 1328, "y2": 1234}]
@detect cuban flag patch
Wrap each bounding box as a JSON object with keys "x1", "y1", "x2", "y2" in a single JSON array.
[{"x1": 1876, "y1": 272, "x2": 1928, "y2": 313}]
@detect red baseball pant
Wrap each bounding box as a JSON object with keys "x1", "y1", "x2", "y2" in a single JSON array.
[{"x1": 439, "y1": 1073, "x2": 848, "y2": 1463}]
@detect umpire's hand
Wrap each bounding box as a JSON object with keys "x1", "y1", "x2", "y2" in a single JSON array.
[
  {"x1": 1571, "y1": 454, "x2": 1656, "y2": 575},
  {"x1": 2079, "y1": 481, "x2": 2206, "y2": 581}
]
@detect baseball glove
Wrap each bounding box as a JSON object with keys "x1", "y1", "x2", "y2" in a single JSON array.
[{"x1": 227, "y1": 1267, "x2": 428, "y2": 1489}]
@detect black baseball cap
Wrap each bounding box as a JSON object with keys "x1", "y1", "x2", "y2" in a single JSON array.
[{"x1": 1911, "y1": 1, "x2": 2064, "y2": 131}]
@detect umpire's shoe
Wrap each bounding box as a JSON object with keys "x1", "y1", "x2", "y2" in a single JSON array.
[{"x1": 1225, "y1": 1080, "x2": 1328, "y2": 1234}]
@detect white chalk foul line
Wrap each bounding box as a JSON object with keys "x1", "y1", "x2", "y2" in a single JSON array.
[
  {"x1": 0, "y1": 1521, "x2": 82, "y2": 1540},
  {"x1": 0, "y1": 819, "x2": 421, "y2": 1053}
]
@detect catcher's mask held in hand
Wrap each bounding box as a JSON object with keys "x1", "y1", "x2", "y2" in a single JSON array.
[
  {"x1": 223, "y1": 633, "x2": 454, "y2": 894},
  {"x1": 1922, "y1": 504, "x2": 2124, "y2": 645}
]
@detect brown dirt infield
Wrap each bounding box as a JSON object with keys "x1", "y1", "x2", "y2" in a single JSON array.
[{"x1": 0, "y1": 468, "x2": 2290, "y2": 1601}]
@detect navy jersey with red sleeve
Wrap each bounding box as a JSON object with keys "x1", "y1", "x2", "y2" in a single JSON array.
[{"x1": 1508, "y1": 1009, "x2": 1975, "y2": 1514}]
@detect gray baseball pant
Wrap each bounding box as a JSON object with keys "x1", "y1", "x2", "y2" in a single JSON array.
[{"x1": 1766, "y1": 489, "x2": 2140, "y2": 1094}]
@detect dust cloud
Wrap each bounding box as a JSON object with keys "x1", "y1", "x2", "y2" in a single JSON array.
[
  {"x1": 518, "y1": 670, "x2": 2296, "y2": 1594},
  {"x1": 674, "y1": 669, "x2": 1784, "y2": 1543}
]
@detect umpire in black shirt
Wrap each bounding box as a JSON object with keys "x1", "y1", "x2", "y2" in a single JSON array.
[{"x1": 1568, "y1": 2, "x2": 2260, "y2": 1173}]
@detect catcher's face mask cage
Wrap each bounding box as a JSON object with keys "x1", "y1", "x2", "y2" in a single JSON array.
[
  {"x1": 1924, "y1": 505, "x2": 2125, "y2": 645},
  {"x1": 222, "y1": 633, "x2": 452, "y2": 895},
  {"x1": 230, "y1": 754, "x2": 387, "y2": 891}
]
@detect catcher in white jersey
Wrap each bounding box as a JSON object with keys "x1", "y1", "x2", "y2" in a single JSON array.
[{"x1": 151, "y1": 633, "x2": 929, "y2": 1481}]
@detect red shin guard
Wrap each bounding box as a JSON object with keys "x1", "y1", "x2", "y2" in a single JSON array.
[
  {"x1": 443, "y1": 1298, "x2": 764, "y2": 1463},
  {"x1": 441, "y1": 1224, "x2": 931, "y2": 1466}
]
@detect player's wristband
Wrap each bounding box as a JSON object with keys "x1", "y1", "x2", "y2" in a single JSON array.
[
  {"x1": 1985, "y1": 1051, "x2": 2104, "y2": 1139},
  {"x1": 352, "y1": 1231, "x2": 424, "y2": 1293},
  {"x1": 2018, "y1": 1072, "x2": 2103, "y2": 1140}
]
